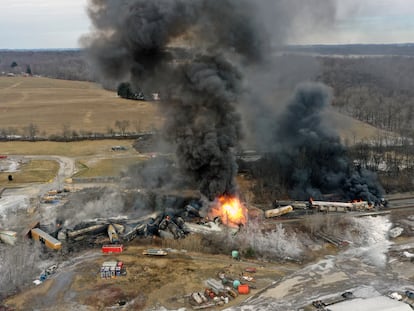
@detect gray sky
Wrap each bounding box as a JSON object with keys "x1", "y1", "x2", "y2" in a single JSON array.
[{"x1": 0, "y1": 0, "x2": 413, "y2": 49}]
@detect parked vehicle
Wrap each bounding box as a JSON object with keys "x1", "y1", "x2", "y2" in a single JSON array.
[{"x1": 406, "y1": 290, "x2": 414, "y2": 299}]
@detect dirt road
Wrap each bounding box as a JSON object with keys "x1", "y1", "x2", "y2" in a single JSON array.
[{"x1": 4, "y1": 243, "x2": 296, "y2": 310}]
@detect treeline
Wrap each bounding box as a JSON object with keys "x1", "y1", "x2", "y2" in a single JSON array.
[
  {"x1": 284, "y1": 43, "x2": 414, "y2": 56},
  {"x1": 0, "y1": 120, "x2": 155, "y2": 142},
  {"x1": 0, "y1": 49, "x2": 93, "y2": 81},
  {"x1": 319, "y1": 56, "x2": 414, "y2": 135}
]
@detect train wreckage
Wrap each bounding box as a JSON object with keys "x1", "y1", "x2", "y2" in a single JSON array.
[{"x1": 0, "y1": 193, "x2": 388, "y2": 251}]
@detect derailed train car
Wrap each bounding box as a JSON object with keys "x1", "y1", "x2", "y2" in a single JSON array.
[
  {"x1": 310, "y1": 200, "x2": 372, "y2": 212},
  {"x1": 31, "y1": 228, "x2": 62, "y2": 250}
]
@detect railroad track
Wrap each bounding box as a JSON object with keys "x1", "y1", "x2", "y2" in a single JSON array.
[
  {"x1": 262, "y1": 204, "x2": 414, "y2": 226},
  {"x1": 260, "y1": 194, "x2": 414, "y2": 226},
  {"x1": 387, "y1": 205, "x2": 414, "y2": 212}
]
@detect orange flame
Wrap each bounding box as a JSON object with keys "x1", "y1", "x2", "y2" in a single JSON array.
[{"x1": 209, "y1": 195, "x2": 247, "y2": 227}]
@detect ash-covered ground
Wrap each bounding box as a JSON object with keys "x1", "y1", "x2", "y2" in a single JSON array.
[
  {"x1": 151, "y1": 215, "x2": 414, "y2": 311},
  {"x1": 1, "y1": 156, "x2": 414, "y2": 310}
]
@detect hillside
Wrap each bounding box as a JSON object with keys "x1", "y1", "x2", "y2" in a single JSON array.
[
  {"x1": 0, "y1": 76, "x2": 161, "y2": 137},
  {"x1": 327, "y1": 110, "x2": 395, "y2": 145},
  {"x1": 0, "y1": 76, "x2": 389, "y2": 145}
]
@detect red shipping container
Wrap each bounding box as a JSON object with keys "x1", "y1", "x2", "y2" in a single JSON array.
[
  {"x1": 102, "y1": 244, "x2": 123, "y2": 254},
  {"x1": 238, "y1": 284, "x2": 250, "y2": 295}
]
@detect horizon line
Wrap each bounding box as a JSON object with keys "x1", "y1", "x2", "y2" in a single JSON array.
[{"x1": 1, "y1": 42, "x2": 414, "y2": 51}]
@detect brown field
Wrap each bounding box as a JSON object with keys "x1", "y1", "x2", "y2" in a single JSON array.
[
  {"x1": 0, "y1": 139, "x2": 148, "y2": 185},
  {"x1": 0, "y1": 139, "x2": 138, "y2": 157},
  {"x1": 0, "y1": 76, "x2": 162, "y2": 136},
  {"x1": 0, "y1": 76, "x2": 389, "y2": 144},
  {"x1": 0, "y1": 77, "x2": 391, "y2": 188}
]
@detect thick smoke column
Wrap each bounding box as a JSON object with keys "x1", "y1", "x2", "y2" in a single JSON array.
[
  {"x1": 82, "y1": 0, "x2": 265, "y2": 200},
  {"x1": 264, "y1": 82, "x2": 384, "y2": 202},
  {"x1": 83, "y1": 0, "x2": 381, "y2": 202},
  {"x1": 163, "y1": 55, "x2": 243, "y2": 200}
]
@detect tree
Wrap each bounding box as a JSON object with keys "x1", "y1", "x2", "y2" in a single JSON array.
[
  {"x1": 26, "y1": 65, "x2": 32, "y2": 75},
  {"x1": 24, "y1": 123, "x2": 38, "y2": 140},
  {"x1": 10, "y1": 61, "x2": 18, "y2": 68},
  {"x1": 117, "y1": 82, "x2": 145, "y2": 100},
  {"x1": 133, "y1": 120, "x2": 142, "y2": 133},
  {"x1": 62, "y1": 123, "x2": 71, "y2": 141},
  {"x1": 0, "y1": 241, "x2": 42, "y2": 298},
  {"x1": 115, "y1": 120, "x2": 130, "y2": 135},
  {"x1": 117, "y1": 82, "x2": 132, "y2": 98}
]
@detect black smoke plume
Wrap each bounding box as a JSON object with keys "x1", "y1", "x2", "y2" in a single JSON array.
[
  {"x1": 255, "y1": 82, "x2": 384, "y2": 202},
  {"x1": 83, "y1": 0, "x2": 383, "y2": 203},
  {"x1": 163, "y1": 55, "x2": 243, "y2": 200},
  {"x1": 82, "y1": 0, "x2": 266, "y2": 200}
]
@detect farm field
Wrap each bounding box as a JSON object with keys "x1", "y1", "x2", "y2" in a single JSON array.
[
  {"x1": 0, "y1": 76, "x2": 391, "y2": 145},
  {"x1": 0, "y1": 139, "x2": 151, "y2": 186},
  {"x1": 0, "y1": 76, "x2": 393, "y2": 190},
  {"x1": 0, "y1": 76, "x2": 162, "y2": 136},
  {"x1": 0, "y1": 139, "x2": 138, "y2": 157}
]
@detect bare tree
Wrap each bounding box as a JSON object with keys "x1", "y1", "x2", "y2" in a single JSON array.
[
  {"x1": 62, "y1": 123, "x2": 71, "y2": 141},
  {"x1": 133, "y1": 120, "x2": 142, "y2": 133},
  {"x1": 115, "y1": 120, "x2": 130, "y2": 135},
  {"x1": 0, "y1": 241, "x2": 42, "y2": 298},
  {"x1": 24, "y1": 123, "x2": 38, "y2": 140}
]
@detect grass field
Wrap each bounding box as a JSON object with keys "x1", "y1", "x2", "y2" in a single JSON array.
[
  {"x1": 0, "y1": 159, "x2": 59, "y2": 187},
  {"x1": 0, "y1": 76, "x2": 162, "y2": 136},
  {"x1": 0, "y1": 139, "x2": 145, "y2": 184},
  {"x1": 74, "y1": 156, "x2": 148, "y2": 178}
]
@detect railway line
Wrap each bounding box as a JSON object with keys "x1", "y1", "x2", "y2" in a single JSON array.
[
  {"x1": 261, "y1": 194, "x2": 414, "y2": 227},
  {"x1": 385, "y1": 194, "x2": 414, "y2": 209}
]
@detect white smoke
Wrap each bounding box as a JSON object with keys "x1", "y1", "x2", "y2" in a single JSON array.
[
  {"x1": 343, "y1": 216, "x2": 392, "y2": 268},
  {"x1": 62, "y1": 189, "x2": 125, "y2": 227},
  {"x1": 229, "y1": 221, "x2": 305, "y2": 260},
  {"x1": 0, "y1": 194, "x2": 29, "y2": 223}
]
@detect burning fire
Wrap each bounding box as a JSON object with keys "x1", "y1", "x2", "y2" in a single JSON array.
[{"x1": 209, "y1": 195, "x2": 247, "y2": 227}]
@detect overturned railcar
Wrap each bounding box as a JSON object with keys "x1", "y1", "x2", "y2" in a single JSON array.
[{"x1": 31, "y1": 228, "x2": 62, "y2": 250}]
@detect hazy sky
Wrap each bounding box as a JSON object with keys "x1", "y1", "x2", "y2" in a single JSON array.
[{"x1": 0, "y1": 0, "x2": 413, "y2": 49}]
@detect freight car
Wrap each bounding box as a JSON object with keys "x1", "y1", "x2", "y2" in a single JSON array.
[
  {"x1": 310, "y1": 200, "x2": 372, "y2": 212},
  {"x1": 264, "y1": 205, "x2": 294, "y2": 218},
  {"x1": 30, "y1": 228, "x2": 62, "y2": 250}
]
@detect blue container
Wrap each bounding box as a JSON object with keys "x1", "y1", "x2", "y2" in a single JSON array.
[
  {"x1": 233, "y1": 279, "x2": 240, "y2": 289},
  {"x1": 231, "y1": 250, "x2": 239, "y2": 260}
]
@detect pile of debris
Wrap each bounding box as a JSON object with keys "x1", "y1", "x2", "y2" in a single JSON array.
[
  {"x1": 41, "y1": 189, "x2": 70, "y2": 204},
  {"x1": 19, "y1": 198, "x2": 232, "y2": 252},
  {"x1": 187, "y1": 267, "x2": 257, "y2": 309},
  {"x1": 56, "y1": 198, "x2": 227, "y2": 243}
]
